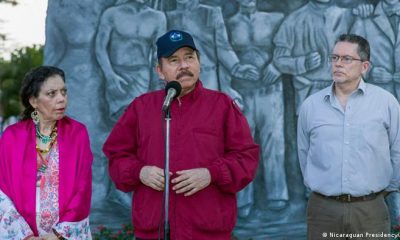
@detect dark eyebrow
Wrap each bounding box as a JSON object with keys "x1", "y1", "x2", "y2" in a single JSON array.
[
  {"x1": 167, "y1": 55, "x2": 178, "y2": 60},
  {"x1": 184, "y1": 51, "x2": 195, "y2": 56},
  {"x1": 184, "y1": 49, "x2": 195, "y2": 54},
  {"x1": 331, "y1": 54, "x2": 358, "y2": 58},
  {"x1": 46, "y1": 87, "x2": 67, "y2": 92},
  {"x1": 168, "y1": 49, "x2": 195, "y2": 59}
]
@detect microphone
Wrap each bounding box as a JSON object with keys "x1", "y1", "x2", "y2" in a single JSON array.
[{"x1": 162, "y1": 81, "x2": 182, "y2": 112}]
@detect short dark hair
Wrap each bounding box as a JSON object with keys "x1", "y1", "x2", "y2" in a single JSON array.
[
  {"x1": 335, "y1": 34, "x2": 370, "y2": 61},
  {"x1": 20, "y1": 66, "x2": 65, "y2": 120},
  {"x1": 158, "y1": 49, "x2": 201, "y2": 67}
]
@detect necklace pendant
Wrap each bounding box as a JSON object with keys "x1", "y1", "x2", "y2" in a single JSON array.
[
  {"x1": 39, "y1": 164, "x2": 47, "y2": 172},
  {"x1": 41, "y1": 136, "x2": 51, "y2": 144},
  {"x1": 35, "y1": 123, "x2": 56, "y2": 145}
]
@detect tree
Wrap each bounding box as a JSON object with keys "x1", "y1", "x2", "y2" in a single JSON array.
[
  {"x1": 0, "y1": 1, "x2": 17, "y2": 5},
  {"x1": 0, "y1": 0, "x2": 18, "y2": 51},
  {"x1": 0, "y1": 45, "x2": 43, "y2": 119}
]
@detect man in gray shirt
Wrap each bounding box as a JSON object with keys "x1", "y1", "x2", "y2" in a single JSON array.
[{"x1": 298, "y1": 34, "x2": 400, "y2": 239}]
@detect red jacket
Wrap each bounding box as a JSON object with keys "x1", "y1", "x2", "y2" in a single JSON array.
[{"x1": 103, "y1": 81, "x2": 259, "y2": 240}]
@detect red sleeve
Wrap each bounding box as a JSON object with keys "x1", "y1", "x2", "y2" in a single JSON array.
[
  {"x1": 103, "y1": 100, "x2": 145, "y2": 192},
  {"x1": 207, "y1": 99, "x2": 259, "y2": 193}
]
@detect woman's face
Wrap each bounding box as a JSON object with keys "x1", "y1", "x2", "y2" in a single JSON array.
[{"x1": 29, "y1": 75, "x2": 68, "y2": 123}]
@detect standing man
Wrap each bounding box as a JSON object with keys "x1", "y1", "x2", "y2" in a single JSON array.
[
  {"x1": 351, "y1": 0, "x2": 400, "y2": 227},
  {"x1": 103, "y1": 30, "x2": 259, "y2": 240},
  {"x1": 298, "y1": 34, "x2": 400, "y2": 239}
]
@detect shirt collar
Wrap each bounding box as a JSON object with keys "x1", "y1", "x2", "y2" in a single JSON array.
[
  {"x1": 357, "y1": 78, "x2": 367, "y2": 93},
  {"x1": 178, "y1": 80, "x2": 203, "y2": 102},
  {"x1": 323, "y1": 78, "x2": 366, "y2": 102}
]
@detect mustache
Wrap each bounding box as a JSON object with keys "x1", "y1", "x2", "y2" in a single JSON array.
[{"x1": 176, "y1": 71, "x2": 194, "y2": 79}]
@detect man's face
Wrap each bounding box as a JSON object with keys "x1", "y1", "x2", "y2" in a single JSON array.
[
  {"x1": 237, "y1": 0, "x2": 256, "y2": 7},
  {"x1": 331, "y1": 41, "x2": 369, "y2": 85},
  {"x1": 156, "y1": 47, "x2": 200, "y2": 96}
]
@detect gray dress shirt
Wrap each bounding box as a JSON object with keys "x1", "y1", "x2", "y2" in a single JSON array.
[{"x1": 298, "y1": 79, "x2": 400, "y2": 196}]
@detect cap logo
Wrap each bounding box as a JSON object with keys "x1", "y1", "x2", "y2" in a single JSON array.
[{"x1": 169, "y1": 32, "x2": 183, "y2": 42}]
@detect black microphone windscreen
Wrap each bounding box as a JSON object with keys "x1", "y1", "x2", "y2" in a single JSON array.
[{"x1": 165, "y1": 81, "x2": 182, "y2": 97}]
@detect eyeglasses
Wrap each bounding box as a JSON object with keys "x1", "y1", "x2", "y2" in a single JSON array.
[{"x1": 329, "y1": 54, "x2": 365, "y2": 64}]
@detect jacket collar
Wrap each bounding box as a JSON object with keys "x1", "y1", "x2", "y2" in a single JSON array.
[{"x1": 178, "y1": 80, "x2": 203, "y2": 103}]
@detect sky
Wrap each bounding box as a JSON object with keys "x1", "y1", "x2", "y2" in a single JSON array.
[{"x1": 0, "y1": 0, "x2": 47, "y2": 60}]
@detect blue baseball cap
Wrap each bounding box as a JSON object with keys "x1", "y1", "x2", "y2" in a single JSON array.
[{"x1": 156, "y1": 30, "x2": 197, "y2": 59}]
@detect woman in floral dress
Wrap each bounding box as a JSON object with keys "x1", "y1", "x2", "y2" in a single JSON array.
[{"x1": 0, "y1": 66, "x2": 93, "y2": 239}]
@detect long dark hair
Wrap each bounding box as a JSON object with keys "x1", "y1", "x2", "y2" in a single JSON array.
[{"x1": 20, "y1": 66, "x2": 65, "y2": 120}]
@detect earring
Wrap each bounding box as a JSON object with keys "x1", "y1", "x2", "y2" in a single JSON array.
[{"x1": 31, "y1": 109, "x2": 39, "y2": 125}]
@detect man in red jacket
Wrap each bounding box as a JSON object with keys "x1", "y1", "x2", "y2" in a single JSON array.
[{"x1": 103, "y1": 29, "x2": 259, "y2": 240}]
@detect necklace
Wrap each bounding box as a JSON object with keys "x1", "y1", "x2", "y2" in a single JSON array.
[
  {"x1": 36, "y1": 140, "x2": 56, "y2": 154},
  {"x1": 36, "y1": 137, "x2": 56, "y2": 173},
  {"x1": 37, "y1": 152, "x2": 49, "y2": 173},
  {"x1": 35, "y1": 124, "x2": 57, "y2": 144},
  {"x1": 35, "y1": 124, "x2": 57, "y2": 172}
]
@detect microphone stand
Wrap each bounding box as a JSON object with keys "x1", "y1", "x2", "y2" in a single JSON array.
[{"x1": 163, "y1": 108, "x2": 171, "y2": 240}]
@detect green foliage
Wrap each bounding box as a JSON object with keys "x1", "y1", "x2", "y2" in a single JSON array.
[
  {"x1": 92, "y1": 224, "x2": 241, "y2": 240},
  {"x1": 0, "y1": 45, "x2": 43, "y2": 119},
  {"x1": 93, "y1": 224, "x2": 135, "y2": 240},
  {"x1": 393, "y1": 224, "x2": 400, "y2": 240},
  {"x1": 0, "y1": 0, "x2": 18, "y2": 46},
  {"x1": 0, "y1": 0, "x2": 18, "y2": 5}
]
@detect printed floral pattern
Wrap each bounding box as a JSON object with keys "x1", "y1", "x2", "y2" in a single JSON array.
[
  {"x1": 0, "y1": 142, "x2": 91, "y2": 239},
  {"x1": 0, "y1": 189, "x2": 33, "y2": 239},
  {"x1": 55, "y1": 218, "x2": 92, "y2": 239},
  {"x1": 37, "y1": 143, "x2": 59, "y2": 234}
]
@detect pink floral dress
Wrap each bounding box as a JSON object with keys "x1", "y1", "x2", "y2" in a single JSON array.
[{"x1": 0, "y1": 143, "x2": 91, "y2": 239}]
